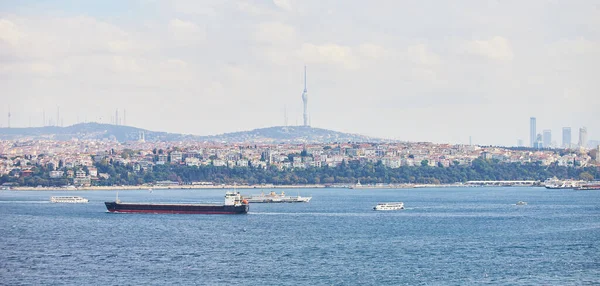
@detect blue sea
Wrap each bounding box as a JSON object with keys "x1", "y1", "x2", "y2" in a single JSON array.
[{"x1": 1, "y1": 187, "x2": 599, "y2": 285}]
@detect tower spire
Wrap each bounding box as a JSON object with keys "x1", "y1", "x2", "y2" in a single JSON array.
[
  {"x1": 302, "y1": 66, "x2": 309, "y2": 127},
  {"x1": 304, "y1": 65, "x2": 307, "y2": 91}
]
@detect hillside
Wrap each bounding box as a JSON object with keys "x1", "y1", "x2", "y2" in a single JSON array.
[
  {"x1": 0, "y1": 123, "x2": 392, "y2": 143},
  {"x1": 199, "y1": 126, "x2": 389, "y2": 143}
]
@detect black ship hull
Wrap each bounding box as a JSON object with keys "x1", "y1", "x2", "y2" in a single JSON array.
[{"x1": 104, "y1": 202, "x2": 248, "y2": 214}]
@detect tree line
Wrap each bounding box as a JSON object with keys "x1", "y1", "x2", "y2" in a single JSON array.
[{"x1": 1, "y1": 158, "x2": 598, "y2": 187}]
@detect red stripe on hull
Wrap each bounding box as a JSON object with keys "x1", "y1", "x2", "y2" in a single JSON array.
[{"x1": 107, "y1": 209, "x2": 243, "y2": 214}]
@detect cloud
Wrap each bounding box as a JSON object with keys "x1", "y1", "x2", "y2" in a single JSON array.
[
  {"x1": 547, "y1": 37, "x2": 600, "y2": 57},
  {"x1": 357, "y1": 43, "x2": 390, "y2": 60},
  {"x1": 254, "y1": 22, "x2": 296, "y2": 45},
  {"x1": 299, "y1": 43, "x2": 358, "y2": 70},
  {"x1": 464, "y1": 36, "x2": 513, "y2": 61},
  {"x1": 0, "y1": 19, "x2": 24, "y2": 47},
  {"x1": 407, "y1": 44, "x2": 440, "y2": 66},
  {"x1": 1, "y1": 1, "x2": 598, "y2": 144},
  {"x1": 273, "y1": 0, "x2": 292, "y2": 11},
  {"x1": 169, "y1": 18, "x2": 205, "y2": 44},
  {"x1": 170, "y1": 18, "x2": 197, "y2": 30}
]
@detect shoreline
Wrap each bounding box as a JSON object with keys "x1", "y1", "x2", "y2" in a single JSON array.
[{"x1": 5, "y1": 183, "x2": 543, "y2": 191}]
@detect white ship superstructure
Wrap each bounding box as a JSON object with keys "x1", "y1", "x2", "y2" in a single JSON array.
[
  {"x1": 50, "y1": 196, "x2": 89, "y2": 203},
  {"x1": 373, "y1": 202, "x2": 404, "y2": 211},
  {"x1": 543, "y1": 177, "x2": 584, "y2": 189},
  {"x1": 244, "y1": 191, "x2": 311, "y2": 203}
]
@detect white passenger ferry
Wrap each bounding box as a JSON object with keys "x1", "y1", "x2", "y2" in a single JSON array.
[
  {"x1": 373, "y1": 202, "x2": 404, "y2": 211},
  {"x1": 244, "y1": 191, "x2": 312, "y2": 203},
  {"x1": 50, "y1": 196, "x2": 89, "y2": 203}
]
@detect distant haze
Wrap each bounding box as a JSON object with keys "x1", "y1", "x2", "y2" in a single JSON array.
[{"x1": 0, "y1": 1, "x2": 598, "y2": 146}]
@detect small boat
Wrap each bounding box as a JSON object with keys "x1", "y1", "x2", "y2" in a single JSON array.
[
  {"x1": 373, "y1": 202, "x2": 404, "y2": 211},
  {"x1": 50, "y1": 196, "x2": 89, "y2": 203},
  {"x1": 516, "y1": 201, "x2": 527, "y2": 205}
]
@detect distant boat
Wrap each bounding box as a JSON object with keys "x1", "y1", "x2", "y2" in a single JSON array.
[
  {"x1": 349, "y1": 179, "x2": 362, "y2": 189},
  {"x1": 516, "y1": 201, "x2": 527, "y2": 206},
  {"x1": 575, "y1": 184, "x2": 600, "y2": 190},
  {"x1": 373, "y1": 202, "x2": 404, "y2": 211},
  {"x1": 543, "y1": 177, "x2": 583, "y2": 189},
  {"x1": 244, "y1": 191, "x2": 311, "y2": 203},
  {"x1": 50, "y1": 196, "x2": 89, "y2": 203}
]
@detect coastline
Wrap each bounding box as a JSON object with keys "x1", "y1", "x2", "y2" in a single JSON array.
[
  {"x1": 5, "y1": 183, "x2": 543, "y2": 191},
  {"x1": 8, "y1": 184, "x2": 330, "y2": 191}
]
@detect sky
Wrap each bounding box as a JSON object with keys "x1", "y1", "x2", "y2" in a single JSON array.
[{"x1": 0, "y1": 0, "x2": 599, "y2": 146}]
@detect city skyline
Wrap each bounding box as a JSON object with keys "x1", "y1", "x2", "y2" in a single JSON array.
[
  {"x1": 1, "y1": 1, "x2": 599, "y2": 146},
  {"x1": 1, "y1": 104, "x2": 597, "y2": 148}
]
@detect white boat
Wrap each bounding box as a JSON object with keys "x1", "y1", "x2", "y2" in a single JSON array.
[
  {"x1": 50, "y1": 196, "x2": 89, "y2": 203},
  {"x1": 516, "y1": 201, "x2": 527, "y2": 205},
  {"x1": 244, "y1": 191, "x2": 312, "y2": 203},
  {"x1": 543, "y1": 177, "x2": 584, "y2": 189},
  {"x1": 373, "y1": 202, "x2": 404, "y2": 211}
]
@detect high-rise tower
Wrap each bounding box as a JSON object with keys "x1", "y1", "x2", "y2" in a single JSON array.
[
  {"x1": 7, "y1": 105, "x2": 11, "y2": 128},
  {"x1": 562, "y1": 127, "x2": 571, "y2": 148},
  {"x1": 543, "y1": 129, "x2": 551, "y2": 148},
  {"x1": 530, "y1": 117, "x2": 536, "y2": 148},
  {"x1": 302, "y1": 66, "x2": 308, "y2": 127},
  {"x1": 579, "y1": 127, "x2": 588, "y2": 148}
]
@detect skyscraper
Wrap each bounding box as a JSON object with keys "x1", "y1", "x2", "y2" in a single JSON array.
[
  {"x1": 530, "y1": 117, "x2": 536, "y2": 147},
  {"x1": 579, "y1": 127, "x2": 588, "y2": 148},
  {"x1": 535, "y1": 133, "x2": 543, "y2": 149},
  {"x1": 562, "y1": 127, "x2": 571, "y2": 148},
  {"x1": 543, "y1": 130, "x2": 551, "y2": 148},
  {"x1": 301, "y1": 66, "x2": 309, "y2": 127}
]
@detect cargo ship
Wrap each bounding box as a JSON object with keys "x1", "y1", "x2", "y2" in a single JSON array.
[
  {"x1": 104, "y1": 191, "x2": 249, "y2": 214},
  {"x1": 244, "y1": 191, "x2": 311, "y2": 203}
]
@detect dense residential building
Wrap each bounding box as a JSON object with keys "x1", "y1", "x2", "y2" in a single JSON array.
[{"x1": 0, "y1": 137, "x2": 597, "y2": 187}]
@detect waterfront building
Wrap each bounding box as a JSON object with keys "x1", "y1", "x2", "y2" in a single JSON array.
[
  {"x1": 562, "y1": 127, "x2": 571, "y2": 148},
  {"x1": 530, "y1": 117, "x2": 536, "y2": 148},
  {"x1": 543, "y1": 130, "x2": 551, "y2": 148}
]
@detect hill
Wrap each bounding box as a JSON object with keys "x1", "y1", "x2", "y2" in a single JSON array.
[
  {"x1": 199, "y1": 126, "x2": 389, "y2": 143},
  {"x1": 0, "y1": 123, "x2": 392, "y2": 143}
]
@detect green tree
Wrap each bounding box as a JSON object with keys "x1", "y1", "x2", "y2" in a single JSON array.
[{"x1": 579, "y1": 172, "x2": 594, "y2": 181}]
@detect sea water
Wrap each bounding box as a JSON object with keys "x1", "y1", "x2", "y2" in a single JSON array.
[{"x1": 0, "y1": 187, "x2": 599, "y2": 285}]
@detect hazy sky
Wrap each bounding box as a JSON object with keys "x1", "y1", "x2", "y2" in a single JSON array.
[{"x1": 1, "y1": 0, "x2": 599, "y2": 146}]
